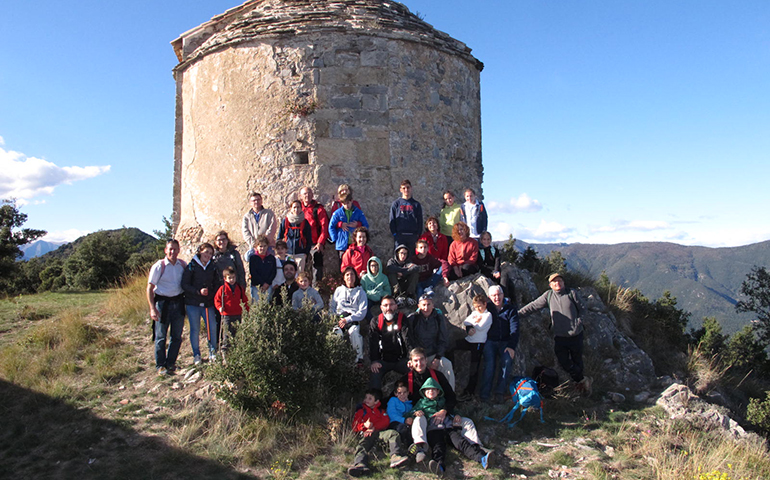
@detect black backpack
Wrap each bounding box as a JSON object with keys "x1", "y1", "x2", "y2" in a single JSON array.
[{"x1": 531, "y1": 366, "x2": 559, "y2": 398}]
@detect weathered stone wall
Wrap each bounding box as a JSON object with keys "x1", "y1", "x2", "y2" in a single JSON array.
[{"x1": 172, "y1": 0, "x2": 483, "y2": 259}]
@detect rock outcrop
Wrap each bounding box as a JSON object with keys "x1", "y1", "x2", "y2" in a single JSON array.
[
  {"x1": 429, "y1": 265, "x2": 657, "y2": 393},
  {"x1": 656, "y1": 383, "x2": 752, "y2": 439}
]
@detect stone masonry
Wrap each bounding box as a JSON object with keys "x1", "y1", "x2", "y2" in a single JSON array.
[{"x1": 171, "y1": 0, "x2": 484, "y2": 258}]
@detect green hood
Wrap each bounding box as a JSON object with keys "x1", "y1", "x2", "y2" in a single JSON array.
[{"x1": 419, "y1": 377, "x2": 444, "y2": 398}]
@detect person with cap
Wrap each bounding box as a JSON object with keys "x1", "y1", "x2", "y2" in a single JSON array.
[{"x1": 517, "y1": 273, "x2": 592, "y2": 395}]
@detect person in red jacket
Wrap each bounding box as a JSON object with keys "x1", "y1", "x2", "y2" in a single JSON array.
[
  {"x1": 418, "y1": 216, "x2": 449, "y2": 261},
  {"x1": 447, "y1": 222, "x2": 479, "y2": 281},
  {"x1": 214, "y1": 267, "x2": 250, "y2": 358},
  {"x1": 340, "y1": 226, "x2": 373, "y2": 277},
  {"x1": 348, "y1": 389, "x2": 409, "y2": 476},
  {"x1": 299, "y1": 186, "x2": 330, "y2": 283}
]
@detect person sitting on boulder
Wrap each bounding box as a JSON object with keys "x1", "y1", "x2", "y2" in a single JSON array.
[
  {"x1": 386, "y1": 244, "x2": 419, "y2": 306},
  {"x1": 412, "y1": 238, "x2": 449, "y2": 298},
  {"x1": 477, "y1": 231, "x2": 512, "y2": 298},
  {"x1": 340, "y1": 226, "x2": 373, "y2": 277},
  {"x1": 447, "y1": 222, "x2": 479, "y2": 281},
  {"x1": 518, "y1": 273, "x2": 592, "y2": 396},
  {"x1": 406, "y1": 294, "x2": 455, "y2": 390}
]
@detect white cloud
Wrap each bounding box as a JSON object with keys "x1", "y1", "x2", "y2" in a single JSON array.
[
  {"x1": 490, "y1": 219, "x2": 573, "y2": 243},
  {"x1": 0, "y1": 142, "x2": 110, "y2": 201},
  {"x1": 486, "y1": 193, "x2": 543, "y2": 214},
  {"x1": 42, "y1": 229, "x2": 91, "y2": 243},
  {"x1": 590, "y1": 219, "x2": 670, "y2": 233}
]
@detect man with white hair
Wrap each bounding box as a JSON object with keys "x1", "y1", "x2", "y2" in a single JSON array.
[{"x1": 478, "y1": 285, "x2": 519, "y2": 403}]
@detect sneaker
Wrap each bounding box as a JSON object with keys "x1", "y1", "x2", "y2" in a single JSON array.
[
  {"x1": 389, "y1": 455, "x2": 409, "y2": 468},
  {"x1": 347, "y1": 464, "x2": 370, "y2": 477},
  {"x1": 428, "y1": 459, "x2": 444, "y2": 476},
  {"x1": 396, "y1": 297, "x2": 406, "y2": 308},
  {"x1": 193, "y1": 355, "x2": 202, "y2": 365},
  {"x1": 481, "y1": 451, "x2": 492, "y2": 470},
  {"x1": 166, "y1": 365, "x2": 176, "y2": 375},
  {"x1": 157, "y1": 366, "x2": 167, "y2": 376},
  {"x1": 408, "y1": 443, "x2": 427, "y2": 463},
  {"x1": 405, "y1": 297, "x2": 417, "y2": 308},
  {"x1": 209, "y1": 353, "x2": 217, "y2": 362}
]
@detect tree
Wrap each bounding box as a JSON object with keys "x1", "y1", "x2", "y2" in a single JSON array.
[
  {"x1": 63, "y1": 230, "x2": 134, "y2": 290},
  {"x1": 500, "y1": 234, "x2": 519, "y2": 264},
  {"x1": 736, "y1": 266, "x2": 770, "y2": 345},
  {"x1": 690, "y1": 316, "x2": 726, "y2": 355},
  {"x1": 0, "y1": 199, "x2": 46, "y2": 293}
]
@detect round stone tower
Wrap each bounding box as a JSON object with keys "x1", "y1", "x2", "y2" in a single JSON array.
[{"x1": 171, "y1": 0, "x2": 484, "y2": 257}]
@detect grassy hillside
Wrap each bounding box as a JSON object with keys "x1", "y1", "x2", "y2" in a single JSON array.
[
  {"x1": 1, "y1": 276, "x2": 769, "y2": 479},
  {"x1": 521, "y1": 240, "x2": 770, "y2": 334}
]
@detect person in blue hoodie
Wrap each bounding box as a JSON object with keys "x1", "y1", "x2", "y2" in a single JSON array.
[
  {"x1": 329, "y1": 191, "x2": 368, "y2": 258},
  {"x1": 389, "y1": 179, "x2": 423, "y2": 252}
]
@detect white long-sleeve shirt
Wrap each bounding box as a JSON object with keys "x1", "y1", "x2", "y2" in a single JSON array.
[{"x1": 463, "y1": 310, "x2": 492, "y2": 343}]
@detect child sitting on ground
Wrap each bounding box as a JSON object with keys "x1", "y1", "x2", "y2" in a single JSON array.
[
  {"x1": 214, "y1": 266, "x2": 250, "y2": 359},
  {"x1": 348, "y1": 388, "x2": 409, "y2": 476},
  {"x1": 291, "y1": 271, "x2": 324, "y2": 312},
  {"x1": 248, "y1": 235, "x2": 276, "y2": 304},
  {"x1": 386, "y1": 381, "x2": 413, "y2": 449},
  {"x1": 452, "y1": 294, "x2": 493, "y2": 400},
  {"x1": 406, "y1": 378, "x2": 492, "y2": 474}
]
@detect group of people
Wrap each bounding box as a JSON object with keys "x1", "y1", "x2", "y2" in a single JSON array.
[{"x1": 146, "y1": 181, "x2": 592, "y2": 476}]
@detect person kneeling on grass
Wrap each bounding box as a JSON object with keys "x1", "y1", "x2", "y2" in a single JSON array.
[
  {"x1": 348, "y1": 388, "x2": 409, "y2": 477},
  {"x1": 405, "y1": 377, "x2": 492, "y2": 474}
]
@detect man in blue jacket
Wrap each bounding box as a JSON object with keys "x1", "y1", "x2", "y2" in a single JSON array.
[{"x1": 389, "y1": 179, "x2": 423, "y2": 252}]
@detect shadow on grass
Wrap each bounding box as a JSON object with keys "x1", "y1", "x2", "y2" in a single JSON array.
[{"x1": 0, "y1": 379, "x2": 255, "y2": 479}]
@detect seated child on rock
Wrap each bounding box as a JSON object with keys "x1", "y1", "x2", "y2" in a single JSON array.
[{"x1": 348, "y1": 388, "x2": 409, "y2": 477}]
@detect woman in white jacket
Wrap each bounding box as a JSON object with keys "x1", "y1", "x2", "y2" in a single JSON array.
[{"x1": 331, "y1": 267, "x2": 369, "y2": 365}]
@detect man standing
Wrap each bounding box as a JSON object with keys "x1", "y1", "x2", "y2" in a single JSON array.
[
  {"x1": 479, "y1": 285, "x2": 519, "y2": 403},
  {"x1": 518, "y1": 273, "x2": 592, "y2": 395},
  {"x1": 299, "y1": 186, "x2": 330, "y2": 282},
  {"x1": 389, "y1": 179, "x2": 423, "y2": 252},
  {"x1": 147, "y1": 239, "x2": 187, "y2": 376},
  {"x1": 407, "y1": 293, "x2": 455, "y2": 390},
  {"x1": 368, "y1": 295, "x2": 410, "y2": 389},
  {"x1": 242, "y1": 192, "x2": 277, "y2": 252}
]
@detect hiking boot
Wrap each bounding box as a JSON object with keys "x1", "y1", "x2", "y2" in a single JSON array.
[
  {"x1": 193, "y1": 355, "x2": 202, "y2": 365},
  {"x1": 579, "y1": 376, "x2": 593, "y2": 397},
  {"x1": 347, "y1": 463, "x2": 370, "y2": 477},
  {"x1": 157, "y1": 366, "x2": 167, "y2": 376},
  {"x1": 389, "y1": 454, "x2": 409, "y2": 468},
  {"x1": 428, "y1": 459, "x2": 444, "y2": 476},
  {"x1": 166, "y1": 365, "x2": 176, "y2": 375},
  {"x1": 408, "y1": 443, "x2": 427, "y2": 463},
  {"x1": 209, "y1": 353, "x2": 217, "y2": 362},
  {"x1": 480, "y1": 451, "x2": 492, "y2": 470}
]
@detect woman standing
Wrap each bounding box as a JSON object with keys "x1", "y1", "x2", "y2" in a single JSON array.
[
  {"x1": 212, "y1": 231, "x2": 246, "y2": 288},
  {"x1": 182, "y1": 243, "x2": 221, "y2": 364}
]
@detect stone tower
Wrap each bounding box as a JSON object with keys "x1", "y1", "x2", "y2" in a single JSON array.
[{"x1": 171, "y1": 0, "x2": 484, "y2": 257}]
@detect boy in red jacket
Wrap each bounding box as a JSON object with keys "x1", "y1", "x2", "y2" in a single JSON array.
[
  {"x1": 348, "y1": 389, "x2": 409, "y2": 476},
  {"x1": 214, "y1": 267, "x2": 250, "y2": 359}
]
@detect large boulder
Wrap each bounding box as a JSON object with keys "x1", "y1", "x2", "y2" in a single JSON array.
[{"x1": 428, "y1": 265, "x2": 657, "y2": 393}]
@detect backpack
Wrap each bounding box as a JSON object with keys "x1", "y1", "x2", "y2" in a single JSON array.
[
  {"x1": 377, "y1": 312, "x2": 404, "y2": 332},
  {"x1": 531, "y1": 366, "x2": 559, "y2": 398},
  {"x1": 282, "y1": 218, "x2": 309, "y2": 249},
  {"x1": 485, "y1": 377, "x2": 545, "y2": 428}
]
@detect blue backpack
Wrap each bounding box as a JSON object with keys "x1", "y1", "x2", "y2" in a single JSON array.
[{"x1": 485, "y1": 377, "x2": 545, "y2": 428}]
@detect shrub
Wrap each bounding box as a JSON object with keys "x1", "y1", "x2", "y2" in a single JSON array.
[
  {"x1": 747, "y1": 391, "x2": 770, "y2": 434},
  {"x1": 210, "y1": 296, "x2": 361, "y2": 418}
]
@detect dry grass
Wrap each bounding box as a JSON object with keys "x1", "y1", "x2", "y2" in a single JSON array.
[
  {"x1": 687, "y1": 345, "x2": 731, "y2": 395},
  {"x1": 104, "y1": 270, "x2": 150, "y2": 327}
]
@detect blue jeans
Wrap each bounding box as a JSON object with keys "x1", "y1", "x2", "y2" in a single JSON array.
[
  {"x1": 154, "y1": 296, "x2": 185, "y2": 369},
  {"x1": 186, "y1": 305, "x2": 218, "y2": 357},
  {"x1": 417, "y1": 268, "x2": 443, "y2": 298},
  {"x1": 480, "y1": 340, "x2": 515, "y2": 400}
]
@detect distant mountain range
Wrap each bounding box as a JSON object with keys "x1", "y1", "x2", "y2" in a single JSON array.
[
  {"x1": 20, "y1": 240, "x2": 67, "y2": 259},
  {"x1": 517, "y1": 240, "x2": 770, "y2": 335}
]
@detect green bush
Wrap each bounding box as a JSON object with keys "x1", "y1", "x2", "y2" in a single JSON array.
[
  {"x1": 211, "y1": 297, "x2": 361, "y2": 419},
  {"x1": 747, "y1": 391, "x2": 770, "y2": 434}
]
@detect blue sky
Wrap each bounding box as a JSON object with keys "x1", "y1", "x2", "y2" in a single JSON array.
[{"x1": 1, "y1": 1, "x2": 768, "y2": 247}]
